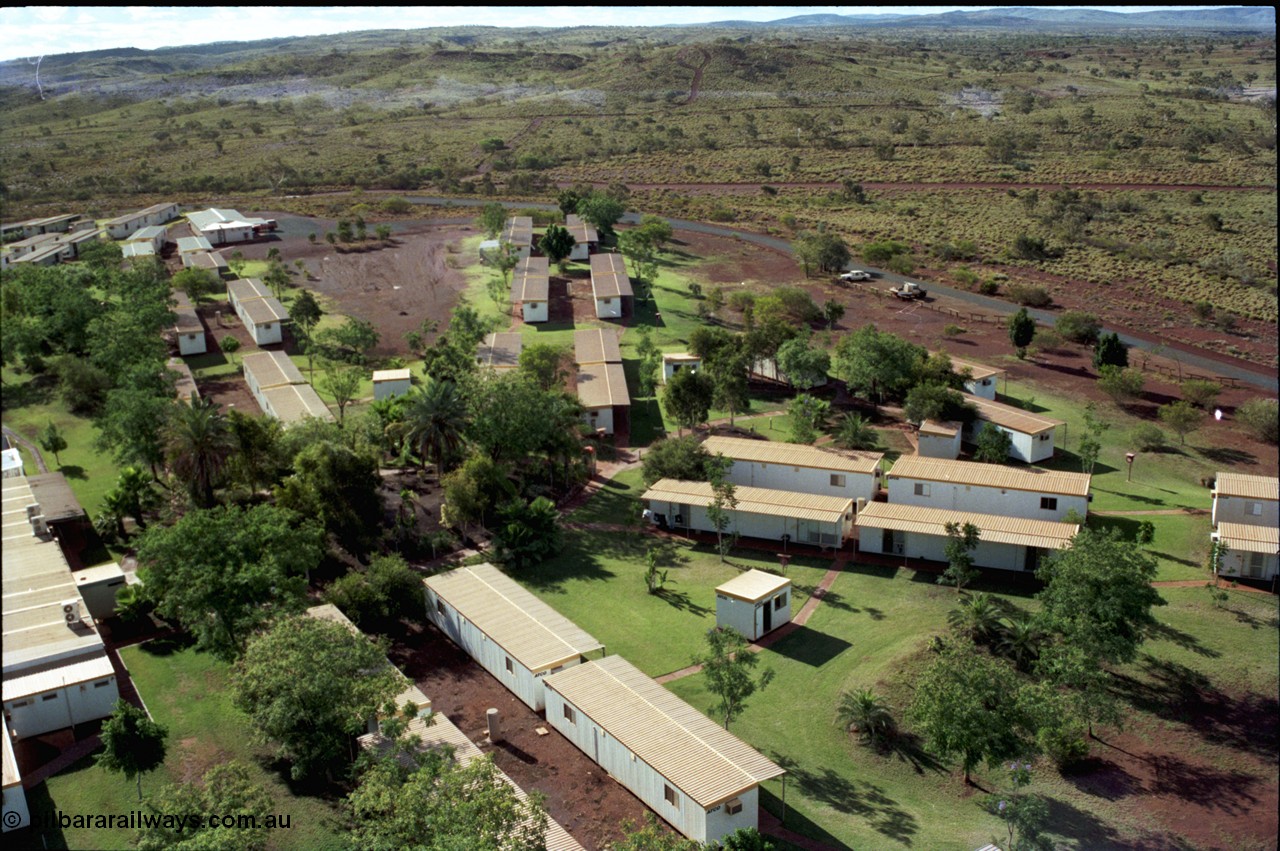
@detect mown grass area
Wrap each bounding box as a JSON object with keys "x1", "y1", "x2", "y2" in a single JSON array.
[
  {"x1": 1, "y1": 367, "x2": 121, "y2": 517},
  {"x1": 518, "y1": 528, "x2": 832, "y2": 678},
  {"x1": 1088, "y1": 512, "x2": 1212, "y2": 582},
  {"x1": 17, "y1": 641, "x2": 346, "y2": 851}
]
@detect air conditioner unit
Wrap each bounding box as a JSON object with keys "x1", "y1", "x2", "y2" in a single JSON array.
[
  {"x1": 62, "y1": 599, "x2": 81, "y2": 624},
  {"x1": 31, "y1": 515, "x2": 49, "y2": 537},
  {"x1": 725, "y1": 798, "x2": 743, "y2": 815},
  {"x1": 25, "y1": 502, "x2": 42, "y2": 520}
]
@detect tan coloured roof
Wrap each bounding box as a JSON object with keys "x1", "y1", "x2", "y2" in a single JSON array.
[
  {"x1": 948, "y1": 356, "x2": 1005, "y2": 382},
  {"x1": 372, "y1": 368, "x2": 412, "y2": 383},
  {"x1": 3, "y1": 653, "x2": 115, "y2": 700},
  {"x1": 1215, "y1": 522, "x2": 1279, "y2": 555},
  {"x1": 105, "y1": 202, "x2": 176, "y2": 226},
  {"x1": 2, "y1": 477, "x2": 107, "y2": 671},
  {"x1": 856, "y1": 501, "x2": 1079, "y2": 549},
  {"x1": 511, "y1": 256, "x2": 549, "y2": 303},
  {"x1": 965, "y1": 394, "x2": 1063, "y2": 435},
  {"x1": 663, "y1": 352, "x2": 701, "y2": 364},
  {"x1": 477, "y1": 332, "x2": 524, "y2": 370},
  {"x1": 888, "y1": 456, "x2": 1091, "y2": 497},
  {"x1": 227, "y1": 277, "x2": 271, "y2": 303},
  {"x1": 239, "y1": 296, "x2": 289, "y2": 326},
  {"x1": 26, "y1": 473, "x2": 85, "y2": 523},
  {"x1": 502, "y1": 216, "x2": 535, "y2": 246},
  {"x1": 168, "y1": 357, "x2": 199, "y2": 402},
  {"x1": 564, "y1": 214, "x2": 598, "y2": 245},
  {"x1": 425, "y1": 563, "x2": 603, "y2": 673},
  {"x1": 261, "y1": 383, "x2": 334, "y2": 424},
  {"x1": 702, "y1": 435, "x2": 883, "y2": 476},
  {"x1": 589, "y1": 253, "x2": 633, "y2": 300},
  {"x1": 576, "y1": 362, "x2": 630, "y2": 409},
  {"x1": 358, "y1": 713, "x2": 584, "y2": 851},
  {"x1": 717, "y1": 569, "x2": 790, "y2": 603},
  {"x1": 643, "y1": 479, "x2": 853, "y2": 525},
  {"x1": 185, "y1": 250, "x2": 227, "y2": 271},
  {"x1": 172, "y1": 291, "x2": 203, "y2": 331},
  {"x1": 1214, "y1": 473, "x2": 1279, "y2": 501},
  {"x1": 242, "y1": 350, "x2": 305, "y2": 389},
  {"x1": 574, "y1": 328, "x2": 622, "y2": 365},
  {"x1": 919, "y1": 419, "x2": 961, "y2": 437},
  {"x1": 545, "y1": 655, "x2": 785, "y2": 807}
]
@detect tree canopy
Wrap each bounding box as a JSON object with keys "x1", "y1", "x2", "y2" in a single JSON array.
[
  {"x1": 694, "y1": 627, "x2": 774, "y2": 729},
  {"x1": 661, "y1": 368, "x2": 714, "y2": 435},
  {"x1": 833, "y1": 324, "x2": 926, "y2": 403},
  {"x1": 97, "y1": 699, "x2": 168, "y2": 802}
]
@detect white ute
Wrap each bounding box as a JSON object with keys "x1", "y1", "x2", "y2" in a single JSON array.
[{"x1": 838, "y1": 270, "x2": 872, "y2": 282}]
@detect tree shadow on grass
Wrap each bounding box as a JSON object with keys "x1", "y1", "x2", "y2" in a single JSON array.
[
  {"x1": 20, "y1": 769, "x2": 70, "y2": 849},
  {"x1": 876, "y1": 731, "x2": 948, "y2": 777},
  {"x1": 1145, "y1": 621, "x2": 1221, "y2": 658},
  {"x1": 1198, "y1": 446, "x2": 1256, "y2": 466},
  {"x1": 58, "y1": 464, "x2": 87, "y2": 480},
  {"x1": 1, "y1": 374, "x2": 55, "y2": 410},
  {"x1": 769, "y1": 752, "x2": 919, "y2": 845},
  {"x1": 1062, "y1": 755, "x2": 1145, "y2": 799},
  {"x1": 138, "y1": 634, "x2": 196, "y2": 656},
  {"x1": 653, "y1": 587, "x2": 712, "y2": 617}
]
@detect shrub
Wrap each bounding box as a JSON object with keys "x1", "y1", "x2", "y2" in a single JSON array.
[
  {"x1": 1055, "y1": 311, "x2": 1101, "y2": 344},
  {"x1": 952, "y1": 267, "x2": 980, "y2": 288},
  {"x1": 861, "y1": 239, "x2": 911, "y2": 264},
  {"x1": 1012, "y1": 234, "x2": 1052, "y2": 260},
  {"x1": 1037, "y1": 719, "x2": 1091, "y2": 769},
  {"x1": 1131, "y1": 422, "x2": 1167, "y2": 451},
  {"x1": 943, "y1": 324, "x2": 965, "y2": 337},
  {"x1": 381, "y1": 196, "x2": 414, "y2": 214},
  {"x1": 885, "y1": 253, "x2": 915, "y2": 275},
  {"x1": 1006, "y1": 283, "x2": 1052, "y2": 308},
  {"x1": 1180, "y1": 379, "x2": 1221, "y2": 409},
  {"x1": 1237, "y1": 398, "x2": 1279, "y2": 444},
  {"x1": 978, "y1": 279, "x2": 1000, "y2": 295},
  {"x1": 1098, "y1": 365, "x2": 1144, "y2": 404}
]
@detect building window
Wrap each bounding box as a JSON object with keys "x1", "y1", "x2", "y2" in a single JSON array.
[
  {"x1": 436, "y1": 598, "x2": 446, "y2": 616},
  {"x1": 94, "y1": 680, "x2": 111, "y2": 688},
  {"x1": 1040, "y1": 497, "x2": 1058, "y2": 511},
  {"x1": 1248, "y1": 552, "x2": 1265, "y2": 578},
  {"x1": 830, "y1": 474, "x2": 847, "y2": 488},
  {"x1": 664, "y1": 784, "x2": 679, "y2": 808},
  {"x1": 42, "y1": 694, "x2": 58, "y2": 702},
  {"x1": 563, "y1": 705, "x2": 576, "y2": 725},
  {"x1": 10, "y1": 699, "x2": 31, "y2": 708},
  {"x1": 505, "y1": 657, "x2": 514, "y2": 674},
  {"x1": 774, "y1": 593, "x2": 787, "y2": 611},
  {"x1": 1249, "y1": 502, "x2": 1263, "y2": 516},
  {"x1": 913, "y1": 483, "x2": 931, "y2": 497}
]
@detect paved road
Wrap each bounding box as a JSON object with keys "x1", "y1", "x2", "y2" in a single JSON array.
[{"x1": 403, "y1": 196, "x2": 1277, "y2": 392}]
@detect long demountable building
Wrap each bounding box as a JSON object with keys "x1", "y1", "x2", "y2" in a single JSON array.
[
  {"x1": 423, "y1": 563, "x2": 604, "y2": 711},
  {"x1": 501, "y1": 216, "x2": 536, "y2": 259},
  {"x1": 643, "y1": 478, "x2": 855, "y2": 548},
  {"x1": 588, "y1": 253, "x2": 633, "y2": 319},
  {"x1": 241, "y1": 350, "x2": 334, "y2": 426},
  {"x1": 510, "y1": 256, "x2": 550, "y2": 324},
  {"x1": 476, "y1": 332, "x2": 524, "y2": 372},
  {"x1": 573, "y1": 327, "x2": 630, "y2": 436},
  {"x1": 543, "y1": 655, "x2": 786, "y2": 844},
  {"x1": 855, "y1": 501, "x2": 1079, "y2": 572},
  {"x1": 701, "y1": 435, "x2": 884, "y2": 507},
  {"x1": 104, "y1": 202, "x2": 179, "y2": 240},
  {"x1": 885, "y1": 456, "x2": 1090, "y2": 523},
  {"x1": 227, "y1": 278, "x2": 289, "y2": 346},
  {"x1": 1211, "y1": 472, "x2": 1279, "y2": 582}
]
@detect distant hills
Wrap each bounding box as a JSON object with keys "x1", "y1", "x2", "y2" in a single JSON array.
[{"x1": 702, "y1": 7, "x2": 1275, "y2": 31}]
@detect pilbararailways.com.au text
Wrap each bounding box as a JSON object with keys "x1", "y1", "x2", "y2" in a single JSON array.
[{"x1": 21, "y1": 810, "x2": 292, "y2": 831}]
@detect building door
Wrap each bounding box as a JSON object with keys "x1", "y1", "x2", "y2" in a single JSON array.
[
  {"x1": 1024, "y1": 547, "x2": 1044, "y2": 571},
  {"x1": 762, "y1": 600, "x2": 773, "y2": 635},
  {"x1": 881, "y1": 529, "x2": 894, "y2": 553},
  {"x1": 892, "y1": 531, "x2": 905, "y2": 555}
]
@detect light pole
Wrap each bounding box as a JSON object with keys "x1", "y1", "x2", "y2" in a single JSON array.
[{"x1": 1125, "y1": 452, "x2": 1136, "y2": 482}]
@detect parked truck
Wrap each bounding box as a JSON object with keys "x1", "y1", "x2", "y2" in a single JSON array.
[{"x1": 890, "y1": 281, "x2": 926, "y2": 300}]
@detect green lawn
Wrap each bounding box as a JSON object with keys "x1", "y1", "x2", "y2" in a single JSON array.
[
  {"x1": 1088, "y1": 512, "x2": 1212, "y2": 582},
  {"x1": 18, "y1": 641, "x2": 345, "y2": 851}
]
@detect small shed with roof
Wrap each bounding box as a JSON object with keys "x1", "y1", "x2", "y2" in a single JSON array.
[
  {"x1": 716, "y1": 569, "x2": 791, "y2": 641},
  {"x1": 589, "y1": 253, "x2": 633, "y2": 318},
  {"x1": 661, "y1": 352, "x2": 701, "y2": 384},
  {"x1": 423, "y1": 563, "x2": 604, "y2": 711},
  {"x1": 564, "y1": 214, "x2": 598, "y2": 261},
  {"x1": 476, "y1": 332, "x2": 524, "y2": 371},
  {"x1": 372, "y1": 368, "x2": 412, "y2": 400},
  {"x1": 510, "y1": 256, "x2": 550, "y2": 323},
  {"x1": 918, "y1": 419, "x2": 963, "y2": 459},
  {"x1": 171, "y1": 292, "x2": 207, "y2": 356}
]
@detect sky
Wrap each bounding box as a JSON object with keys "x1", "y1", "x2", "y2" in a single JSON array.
[{"x1": 0, "y1": 6, "x2": 1238, "y2": 63}]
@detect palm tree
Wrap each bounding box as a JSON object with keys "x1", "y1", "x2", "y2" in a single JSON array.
[
  {"x1": 402, "y1": 378, "x2": 467, "y2": 474},
  {"x1": 165, "y1": 395, "x2": 233, "y2": 508},
  {"x1": 836, "y1": 687, "x2": 896, "y2": 745},
  {"x1": 832, "y1": 413, "x2": 879, "y2": 451},
  {"x1": 997, "y1": 614, "x2": 1045, "y2": 672},
  {"x1": 946, "y1": 592, "x2": 1002, "y2": 645}
]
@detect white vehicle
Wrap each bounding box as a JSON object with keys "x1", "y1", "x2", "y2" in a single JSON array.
[{"x1": 839, "y1": 270, "x2": 872, "y2": 282}]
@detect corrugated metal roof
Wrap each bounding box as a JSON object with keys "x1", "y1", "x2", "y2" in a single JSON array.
[
  {"x1": 642, "y1": 479, "x2": 854, "y2": 525},
  {"x1": 574, "y1": 328, "x2": 622, "y2": 365},
  {"x1": 702, "y1": 436, "x2": 883, "y2": 476},
  {"x1": 121, "y1": 242, "x2": 156, "y2": 258},
  {"x1": 662, "y1": 352, "x2": 701, "y2": 364},
  {"x1": 358, "y1": 713, "x2": 584, "y2": 851},
  {"x1": 176, "y1": 235, "x2": 213, "y2": 254},
  {"x1": 717, "y1": 569, "x2": 790, "y2": 603},
  {"x1": 965, "y1": 394, "x2": 1063, "y2": 435},
  {"x1": 261, "y1": 383, "x2": 334, "y2": 424},
  {"x1": 129, "y1": 225, "x2": 167, "y2": 241},
  {"x1": 105, "y1": 202, "x2": 176, "y2": 226},
  {"x1": 1215, "y1": 522, "x2": 1279, "y2": 555},
  {"x1": 172, "y1": 292, "x2": 203, "y2": 331},
  {"x1": 239, "y1": 296, "x2": 290, "y2": 325},
  {"x1": 947, "y1": 356, "x2": 1005, "y2": 382},
  {"x1": 919, "y1": 419, "x2": 961, "y2": 437},
  {"x1": 887, "y1": 456, "x2": 1091, "y2": 497},
  {"x1": 27, "y1": 473, "x2": 84, "y2": 523},
  {"x1": 425, "y1": 563, "x2": 603, "y2": 673},
  {"x1": 168, "y1": 357, "x2": 199, "y2": 402},
  {"x1": 545, "y1": 655, "x2": 785, "y2": 807},
  {"x1": 227, "y1": 277, "x2": 272, "y2": 303},
  {"x1": 511, "y1": 256, "x2": 549, "y2": 302},
  {"x1": 373, "y1": 369, "x2": 412, "y2": 382},
  {"x1": 576, "y1": 362, "x2": 630, "y2": 409},
  {"x1": 856, "y1": 502, "x2": 1079, "y2": 549},
  {"x1": 589, "y1": 253, "x2": 633, "y2": 299},
  {"x1": 243, "y1": 350, "x2": 305, "y2": 389},
  {"x1": 502, "y1": 216, "x2": 535, "y2": 246},
  {"x1": 3, "y1": 652, "x2": 115, "y2": 700},
  {"x1": 564, "y1": 214, "x2": 598, "y2": 245},
  {"x1": 477, "y1": 332, "x2": 524, "y2": 370},
  {"x1": 185, "y1": 251, "x2": 227, "y2": 271},
  {"x1": 1214, "y1": 473, "x2": 1279, "y2": 501}
]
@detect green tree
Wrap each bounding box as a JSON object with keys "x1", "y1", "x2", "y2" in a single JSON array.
[
  {"x1": 1035, "y1": 528, "x2": 1164, "y2": 666},
  {"x1": 1077, "y1": 402, "x2": 1109, "y2": 475},
  {"x1": 705, "y1": 340, "x2": 751, "y2": 426},
  {"x1": 556, "y1": 188, "x2": 583, "y2": 218},
  {"x1": 775, "y1": 334, "x2": 830, "y2": 390},
  {"x1": 836, "y1": 687, "x2": 896, "y2": 746},
  {"x1": 576, "y1": 192, "x2": 626, "y2": 235},
  {"x1": 136, "y1": 762, "x2": 273, "y2": 851},
  {"x1": 1054, "y1": 311, "x2": 1101, "y2": 344},
  {"x1": 641, "y1": 436, "x2": 712, "y2": 487},
  {"x1": 234, "y1": 614, "x2": 402, "y2": 780},
  {"x1": 225, "y1": 408, "x2": 285, "y2": 494},
  {"x1": 97, "y1": 700, "x2": 168, "y2": 802},
  {"x1": 402, "y1": 377, "x2": 468, "y2": 473},
  {"x1": 325, "y1": 554, "x2": 424, "y2": 634},
  {"x1": 135, "y1": 504, "x2": 321, "y2": 659},
  {"x1": 661, "y1": 368, "x2": 713, "y2": 435},
  {"x1": 478, "y1": 202, "x2": 507, "y2": 238},
  {"x1": 705, "y1": 455, "x2": 738, "y2": 561},
  {"x1": 908, "y1": 641, "x2": 1036, "y2": 784},
  {"x1": 276, "y1": 439, "x2": 382, "y2": 555},
  {"x1": 694, "y1": 627, "x2": 774, "y2": 729},
  {"x1": 972, "y1": 423, "x2": 1013, "y2": 463},
  {"x1": 319, "y1": 360, "x2": 362, "y2": 425},
  {"x1": 939, "y1": 522, "x2": 981, "y2": 593},
  {"x1": 1158, "y1": 400, "x2": 1201, "y2": 445},
  {"x1": 1179, "y1": 379, "x2": 1221, "y2": 409},
  {"x1": 1097, "y1": 365, "x2": 1144, "y2": 405},
  {"x1": 315, "y1": 317, "x2": 380, "y2": 364},
  {"x1": 904, "y1": 382, "x2": 972, "y2": 425},
  {"x1": 613, "y1": 814, "x2": 701, "y2": 851},
  {"x1": 947, "y1": 591, "x2": 1003, "y2": 643},
  {"x1": 221, "y1": 334, "x2": 241, "y2": 366},
  {"x1": 1236, "y1": 398, "x2": 1279, "y2": 444},
  {"x1": 787, "y1": 393, "x2": 830, "y2": 444},
  {"x1": 493, "y1": 496, "x2": 563, "y2": 569},
  {"x1": 518, "y1": 342, "x2": 570, "y2": 392},
  {"x1": 172, "y1": 267, "x2": 219, "y2": 305},
  {"x1": 832, "y1": 413, "x2": 879, "y2": 451},
  {"x1": 833, "y1": 324, "x2": 926, "y2": 404},
  {"x1": 263, "y1": 260, "x2": 291, "y2": 300},
  {"x1": 822, "y1": 299, "x2": 845, "y2": 330},
  {"x1": 37, "y1": 420, "x2": 67, "y2": 466},
  {"x1": 105, "y1": 465, "x2": 159, "y2": 532},
  {"x1": 164, "y1": 394, "x2": 234, "y2": 507},
  {"x1": 291, "y1": 289, "x2": 324, "y2": 344},
  {"x1": 538, "y1": 223, "x2": 577, "y2": 266},
  {"x1": 1008, "y1": 308, "x2": 1036, "y2": 359},
  {"x1": 1093, "y1": 332, "x2": 1129, "y2": 370}
]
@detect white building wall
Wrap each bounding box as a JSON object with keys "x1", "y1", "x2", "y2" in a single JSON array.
[
  {"x1": 2, "y1": 784, "x2": 29, "y2": 833},
  {"x1": 595, "y1": 296, "x2": 622, "y2": 319},
  {"x1": 858, "y1": 524, "x2": 1034, "y2": 571},
  {"x1": 918, "y1": 431, "x2": 962, "y2": 459},
  {"x1": 178, "y1": 330, "x2": 207, "y2": 356},
  {"x1": 964, "y1": 423, "x2": 1055, "y2": 463},
  {"x1": 247, "y1": 320, "x2": 282, "y2": 346},
  {"x1": 569, "y1": 242, "x2": 590, "y2": 261},
  {"x1": 583, "y1": 406, "x2": 615, "y2": 436},
  {"x1": 373, "y1": 379, "x2": 411, "y2": 401},
  {"x1": 721, "y1": 459, "x2": 880, "y2": 505},
  {"x1": 1217, "y1": 548, "x2": 1279, "y2": 581},
  {"x1": 704, "y1": 785, "x2": 760, "y2": 845},
  {"x1": 650, "y1": 500, "x2": 848, "y2": 546},
  {"x1": 662, "y1": 359, "x2": 701, "y2": 383},
  {"x1": 1212, "y1": 495, "x2": 1279, "y2": 529},
  {"x1": 522, "y1": 301, "x2": 548, "y2": 323},
  {"x1": 963, "y1": 377, "x2": 998, "y2": 400},
  {"x1": 4, "y1": 676, "x2": 120, "y2": 738},
  {"x1": 204, "y1": 225, "x2": 255, "y2": 245},
  {"x1": 716, "y1": 592, "x2": 791, "y2": 641},
  {"x1": 886, "y1": 478, "x2": 1087, "y2": 522}
]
